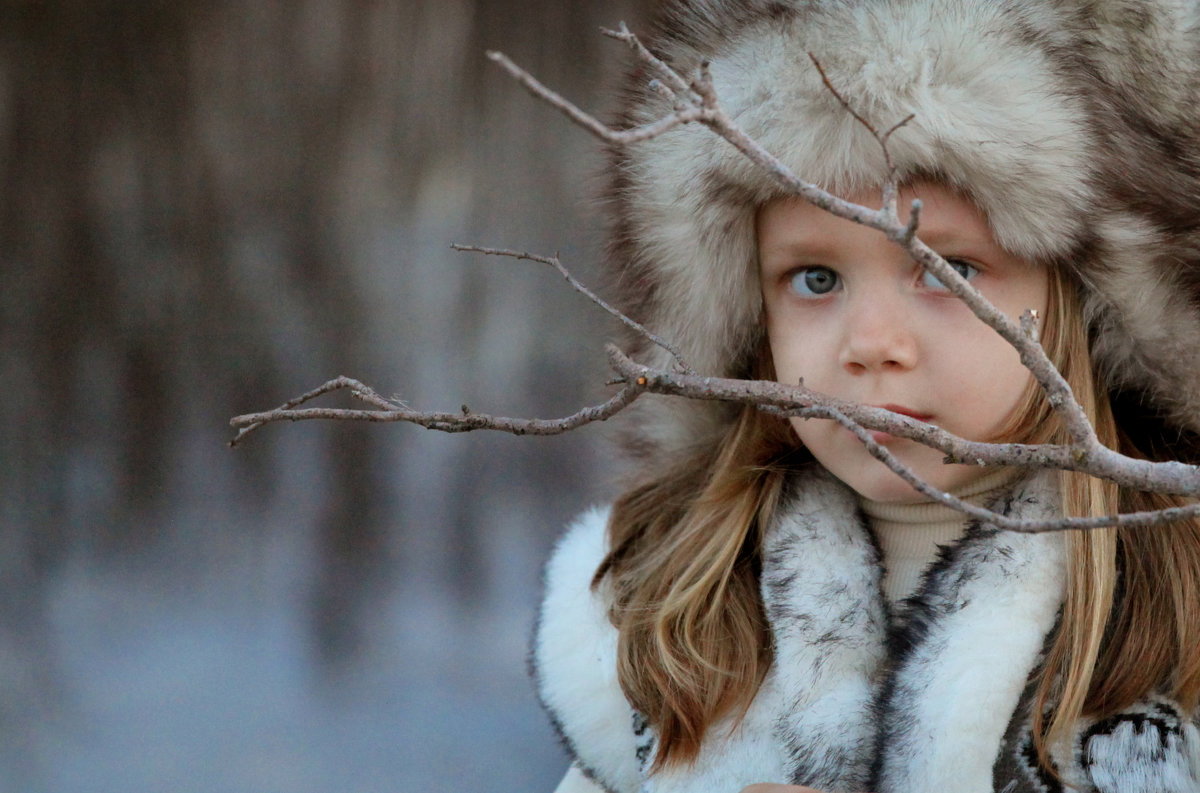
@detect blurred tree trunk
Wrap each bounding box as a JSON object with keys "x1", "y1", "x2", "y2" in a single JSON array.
[{"x1": 0, "y1": 0, "x2": 645, "y2": 671}]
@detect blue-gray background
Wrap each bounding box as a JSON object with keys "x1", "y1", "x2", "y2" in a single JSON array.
[{"x1": 1, "y1": 1, "x2": 646, "y2": 790}]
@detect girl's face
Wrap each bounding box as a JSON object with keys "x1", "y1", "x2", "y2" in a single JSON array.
[{"x1": 758, "y1": 183, "x2": 1049, "y2": 503}]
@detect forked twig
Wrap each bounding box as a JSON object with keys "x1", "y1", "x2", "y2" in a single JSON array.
[
  {"x1": 230, "y1": 379, "x2": 643, "y2": 446},
  {"x1": 486, "y1": 50, "x2": 711, "y2": 145},
  {"x1": 604, "y1": 347, "x2": 1200, "y2": 499},
  {"x1": 602, "y1": 22, "x2": 691, "y2": 97},
  {"x1": 822, "y1": 406, "x2": 1200, "y2": 533}
]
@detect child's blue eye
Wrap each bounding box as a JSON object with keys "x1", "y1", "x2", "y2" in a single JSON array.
[
  {"x1": 920, "y1": 259, "x2": 979, "y2": 290},
  {"x1": 790, "y1": 267, "x2": 841, "y2": 297}
]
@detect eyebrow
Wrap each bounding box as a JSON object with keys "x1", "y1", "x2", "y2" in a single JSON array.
[
  {"x1": 916, "y1": 227, "x2": 1004, "y2": 257},
  {"x1": 758, "y1": 207, "x2": 1006, "y2": 261},
  {"x1": 759, "y1": 237, "x2": 845, "y2": 259}
]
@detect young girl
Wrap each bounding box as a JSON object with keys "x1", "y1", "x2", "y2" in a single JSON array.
[{"x1": 532, "y1": 1, "x2": 1200, "y2": 792}]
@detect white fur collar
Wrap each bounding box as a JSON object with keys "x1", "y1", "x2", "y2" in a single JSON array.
[{"x1": 533, "y1": 505, "x2": 642, "y2": 793}]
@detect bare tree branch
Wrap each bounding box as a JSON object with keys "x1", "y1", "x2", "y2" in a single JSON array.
[
  {"x1": 602, "y1": 23, "x2": 691, "y2": 98},
  {"x1": 805, "y1": 54, "x2": 915, "y2": 225},
  {"x1": 451, "y1": 244, "x2": 693, "y2": 373},
  {"x1": 230, "y1": 377, "x2": 642, "y2": 444},
  {"x1": 604, "y1": 347, "x2": 1200, "y2": 499},
  {"x1": 229, "y1": 376, "x2": 380, "y2": 447},
  {"x1": 823, "y1": 404, "x2": 1200, "y2": 533},
  {"x1": 807, "y1": 53, "x2": 913, "y2": 167},
  {"x1": 486, "y1": 50, "x2": 711, "y2": 145},
  {"x1": 230, "y1": 23, "x2": 1200, "y2": 535}
]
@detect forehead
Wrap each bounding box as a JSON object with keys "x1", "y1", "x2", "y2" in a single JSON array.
[{"x1": 756, "y1": 182, "x2": 997, "y2": 251}]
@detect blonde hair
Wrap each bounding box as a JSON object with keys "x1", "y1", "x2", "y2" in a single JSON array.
[
  {"x1": 597, "y1": 264, "x2": 1200, "y2": 772},
  {"x1": 596, "y1": 397, "x2": 799, "y2": 768}
]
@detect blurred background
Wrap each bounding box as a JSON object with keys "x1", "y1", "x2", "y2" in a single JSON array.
[{"x1": 0, "y1": 0, "x2": 647, "y2": 790}]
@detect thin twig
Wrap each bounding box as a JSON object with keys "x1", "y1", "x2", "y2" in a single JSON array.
[
  {"x1": 824, "y1": 406, "x2": 1200, "y2": 532},
  {"x1": 691, "y1": 61, "x2": 718, "y2": 109},
  {"x1": 486, "y1": 51, "x2": 710, "y2": 145},
  {"x1": 451, "y1": 244, "x2": 693, "y2": 373},
  {"x1": 899, "y1": 199, "x2": 923, "y2": 245},
  {"x1": 808, "y1": 53, "x2": 880, "y2": 138},
  {"x1": 808, "y1": 54, "x2": 913, "y2": 183},
  {"x1": 1020, "y1": 308, "x2": 1041, "y2": 344},
  {"x1": 601, "y1": 22, "x2": 691, "y2": 97},
  {"x1": 229, "y1": 376, "x2": 382, "y2": 447},
  {"x1": 882, "y1": 113, "x2": 917, "y2": 145}
]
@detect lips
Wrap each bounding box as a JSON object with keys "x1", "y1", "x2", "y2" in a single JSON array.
[
  {"x1": 867, "y1": 404, "x2": 932, "y2": 444},
  {"x1": 875, "y1": 404, "x2": 933, "y2": 422}
]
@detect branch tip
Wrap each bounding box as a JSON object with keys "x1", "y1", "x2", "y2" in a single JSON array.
[
  {"x1": 900, "y1": 199, "x2": 922, "y2": 244},
  {"x1": 1021, "y1": 308, "x2": 1041, "y2": 343},
  {"x1": 882, "y1": 113, "x2": 916, "y2": 143},
  {"x1": 600, "y1": 22, "x2": 632, "y2": 42}
]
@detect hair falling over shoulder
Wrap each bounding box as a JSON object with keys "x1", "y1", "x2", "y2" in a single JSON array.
[
  {"x1": 1027, "y1": 270, "x2": 1200, "y2": 769},
  {"x1": 593, "y1": 397, "x2": 801, "y2": 770}
]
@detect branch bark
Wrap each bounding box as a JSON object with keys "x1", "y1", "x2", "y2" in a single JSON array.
[
  {"x1": 606, "y1": 348, "x2": 1200, "y2": 500},
  {"x1": 229, "y1": 376, "x2": 641, "y2": 447}
]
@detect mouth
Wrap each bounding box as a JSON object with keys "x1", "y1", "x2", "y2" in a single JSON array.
[
  {"x1": 875, "y1": 404, "x2": 933, "y2": 422},
  {"x1": 867, "y1": 404, "x2": 933, "y2": 444}
]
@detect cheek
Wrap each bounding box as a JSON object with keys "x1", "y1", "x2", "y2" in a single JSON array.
[
  {"x1": 788, "y1": 414, "x2": 835, "y2": 459},
  {"x1": 768, "y1": 336, "x2": 821, "y2": 390},
  {"x1": 955, "y1": 340, "x2": 1035, "y2": 436},
  {"x1": 765, "y1": 319, "x2": 794, "y2": 380},
  {"x1": 765, "y1": 312, "x2": 830, "y2": 386}
]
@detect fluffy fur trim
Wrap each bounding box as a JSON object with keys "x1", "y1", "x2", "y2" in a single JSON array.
[
  {"x1": 532, "y1": 507, "x2": 641, "y2": 793},
  {"x1": 1066, "y1": 697, "x2": 1200, "y2": 793},
  {"x1": 607, "y1": 0, "x2": 1200, "y2": 459}
]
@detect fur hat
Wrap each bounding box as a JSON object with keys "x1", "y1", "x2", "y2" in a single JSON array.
[{"x1": 606, "y1": 0, "x2": 1200, "y2": 463}]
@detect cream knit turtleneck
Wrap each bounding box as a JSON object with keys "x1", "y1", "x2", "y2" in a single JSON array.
[{"x1": 859, "y1": 469, "x2": 1020, "y2": 606}]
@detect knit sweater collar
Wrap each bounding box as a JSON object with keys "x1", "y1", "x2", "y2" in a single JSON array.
[{"x1": 859, "y1": 468, "x2": 1021, "y2": 604}]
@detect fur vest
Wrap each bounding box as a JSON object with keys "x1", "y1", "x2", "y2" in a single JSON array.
[{"x1": 532, "y1": 469, "x2": 1200, "y2": 793}]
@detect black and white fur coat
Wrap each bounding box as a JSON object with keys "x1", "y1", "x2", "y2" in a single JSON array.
[{"x1": 533, "y1": 468, "x2": 1200, "y2": 793}]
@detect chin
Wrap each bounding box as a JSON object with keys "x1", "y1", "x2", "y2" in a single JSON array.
[
  {"x1": 843, "y1": 457, "x2": 965, "y2": 503},
  {"x1": 851, "y1": 476, "x2": 933, "y2": 504}
]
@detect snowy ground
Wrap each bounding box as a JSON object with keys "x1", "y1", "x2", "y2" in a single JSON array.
[{"x1": 8, "y1": 527, "x2": 568, "y2": 793}]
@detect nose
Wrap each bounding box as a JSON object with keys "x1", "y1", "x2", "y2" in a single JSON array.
[{"x1": 838, "y1": 289, "x2": 918, "y2": 375}]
